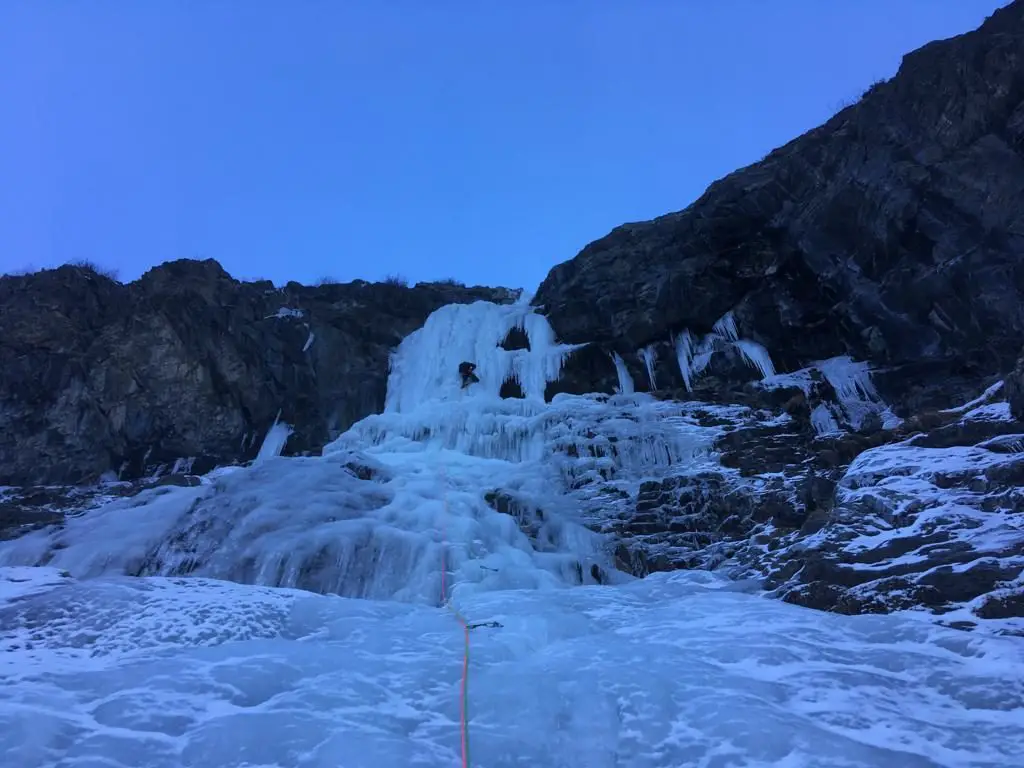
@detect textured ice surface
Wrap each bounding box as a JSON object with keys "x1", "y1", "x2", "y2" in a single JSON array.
[{"x1": 2, "y1": 567, "x2": 1023, "y2": 768}]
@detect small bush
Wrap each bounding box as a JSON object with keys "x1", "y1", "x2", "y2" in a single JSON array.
[
  {"x1": 435, "y1": 277, "x2": 466, "y2": 287},
  {"x1": 383, "y1": 273, "x2": 408, "y2": 287},
  {"x1": 67, "y1": 259, "x2": 119, "y2": 280},
  {"x1": 861, "y1": 78, "x2": 887, "y2": 100},
  {"x1": 316, "y1": 275, "x2": 340, "y2": 286}
]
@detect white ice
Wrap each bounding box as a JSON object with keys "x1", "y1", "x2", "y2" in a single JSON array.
[
  {"x1": 611, "y1": 351, "x2": 635, "y2": 395},
  {"x1": 2, "y1": 567, "x2": 1023, "y2": 768},
  {"x1": 2, "y1": 300, "x2": 1022, "y2": 767},
  {"x1": 255, "y1": 420, "x2": 294, "y2": 463},
  {"x1": 0, "y1": 302, "x2": 705, "y2": 605}
]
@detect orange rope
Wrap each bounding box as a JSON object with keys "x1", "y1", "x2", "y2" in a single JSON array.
[{"x1": 439, "y1": 464, "x2": 472, "y2": 768}]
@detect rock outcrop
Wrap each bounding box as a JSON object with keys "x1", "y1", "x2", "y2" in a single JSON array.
[
  {"x1": 579, "y1": 381, "x2": 1024, "y2": 635},
  {"x1": 0, "y1": 260, "x2": 516, "y2": 485},
  {"x1": 1007, "y1": 347, "x2": 1024, "y2": 419},
  {"x1": 534, "y1": 2, "x2": 1024, "y2": 411}
]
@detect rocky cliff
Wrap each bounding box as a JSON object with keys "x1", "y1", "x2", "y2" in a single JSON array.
[
  {"x1": 534, "y1": 1, "x2": 1024, "y2": 411},
  {"x1": 0, "y1": 259, "x2": 516, "y2": 485}
]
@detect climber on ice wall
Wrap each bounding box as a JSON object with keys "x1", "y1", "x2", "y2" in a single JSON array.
[{"x1": 458, "y1": 361, "x2": 479, "y2": 388}]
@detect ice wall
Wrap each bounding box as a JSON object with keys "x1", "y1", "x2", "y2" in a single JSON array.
[
  {"x1": 0, "y1": 302, "x2": 710, "y2": 606},
  {"x1": 384, "y1": 301, "x2": 579, "y2": 412}
]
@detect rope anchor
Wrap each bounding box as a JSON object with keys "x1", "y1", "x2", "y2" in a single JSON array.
[{"x1": 466, "y1": 620, "x2": 503, "y2": 630}]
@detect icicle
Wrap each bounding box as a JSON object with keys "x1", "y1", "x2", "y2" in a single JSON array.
[
  {"x1": 611, "y1": 352, "x2": 635, "y2": 395},
  {"x1": 255, "y1": 420, "x2": 293, "y2": 463},
  {"x1": 712, "y1": 311, "x2": 739, "y2": 341},
  {"x1": 639, "y1": 346, "x2": 658, "y2": 391},
  {"x1": 733, "y1": 340, "x2": 776, "y2": 379},
  {"x1": 674, "y1": 331, "x2": 696, "y2": 391}
]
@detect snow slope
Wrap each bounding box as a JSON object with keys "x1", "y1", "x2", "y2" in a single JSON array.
[{"x1": 1, "y1": 301, "x2": 1023, "y2": 767}]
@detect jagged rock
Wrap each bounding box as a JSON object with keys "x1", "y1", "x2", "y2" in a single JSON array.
[
  {"x1": 0, "y1": 260, "x2": 516, "y2": 485},
  {"x1": 1007, "y1": 347, "x2": 1024, "y2": 420},
  {"x1": 544, "y1": 343, "x2": 620, "y2": 400},
  {"x1": 499, "y1": 326, "x2": 530, "y2": 351},
  {"x1": 533, "y1": 3, "x2": 1024, "y2": 412},
  {"x1": 499, "y1": 378, "x2": 525, "y2": 399}
]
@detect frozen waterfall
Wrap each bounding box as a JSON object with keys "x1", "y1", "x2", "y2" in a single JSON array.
[{"x1": 0, "y1": 301, "x2": 708, "y2": 606}]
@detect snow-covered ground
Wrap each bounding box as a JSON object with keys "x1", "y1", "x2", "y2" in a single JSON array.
[{"x1": 1, "y1": 301, "x2": 1023, "y2": 767}]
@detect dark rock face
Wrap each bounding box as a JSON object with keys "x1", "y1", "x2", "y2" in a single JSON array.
[
  {"x1": 0, "y1": 260, "x2": 516, "y2": 485},
  {"x1": 1007, "y1": 347, "x2": 1024, "y2": 419},
  {"x1": 534, "y1": 2, "x2": 1024, "y2": 411}
]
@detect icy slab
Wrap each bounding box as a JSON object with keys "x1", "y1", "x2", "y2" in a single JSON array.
[
  {"x1": 961, "y1": 401, "x2": 1012, "y2": 423},
  {"x1": 0, "y1": 566, "x2": 71, "y2": 603},
  {"x1": 1, "y1": 569, "x2": 1023, "y2": 768}
]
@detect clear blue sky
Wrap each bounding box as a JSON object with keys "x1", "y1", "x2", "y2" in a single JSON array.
[{"x1": 0, "y1": 1, "x2": 1009, "y2": 291}]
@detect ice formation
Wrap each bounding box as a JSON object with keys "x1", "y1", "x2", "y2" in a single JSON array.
[
  {"x1": 673, "y1": 310, "x2": 776, "y2": 391},
  {"x1": 254, "y1": 418, "x2": 293, "y2": 463},
  {"x1": 639, "y1": 345, "x2": 658, "y2": 390},
  {"x1": 762, "y1": 355, "x2": 901, "y2": 435},
  {"x1": 384, "y1": 301, "x2": 576, "y2": 411},
  {"x1": 611, "y1": 351, "x2": 635, "y2": 395}
]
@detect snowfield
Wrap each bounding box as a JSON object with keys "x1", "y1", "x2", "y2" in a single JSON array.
[{"x1": 1, "y1": 301, "x2": 1022, "y2": 767}]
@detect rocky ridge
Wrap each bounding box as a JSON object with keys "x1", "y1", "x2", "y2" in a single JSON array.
[{"x1": 0, "y1": 259, "x2": 516, "y2": 486}]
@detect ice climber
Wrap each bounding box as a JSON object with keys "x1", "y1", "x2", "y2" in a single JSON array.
[{"x1": 459, "y1": 361, "x2": 479, "y2": 388}]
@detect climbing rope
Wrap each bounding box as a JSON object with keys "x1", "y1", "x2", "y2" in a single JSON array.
[
  {"x1": 437, "y1": 461, "x2": 501, "y2": 768},
  {"x1": 439, "y1": 530, "x2": 472, "y2": 768}
]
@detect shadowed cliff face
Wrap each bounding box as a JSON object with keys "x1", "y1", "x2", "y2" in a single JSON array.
[
  {"x1": 0, "y1": 259, "x2": 517, "y2": 485},
  {"x1": 533, "y1": 1, "x2": 1024, "y2": 410}
]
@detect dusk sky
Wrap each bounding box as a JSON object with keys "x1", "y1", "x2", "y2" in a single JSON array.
[{"x1": 0, "y1": 1, "x2": 1009, "y2": 292}]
